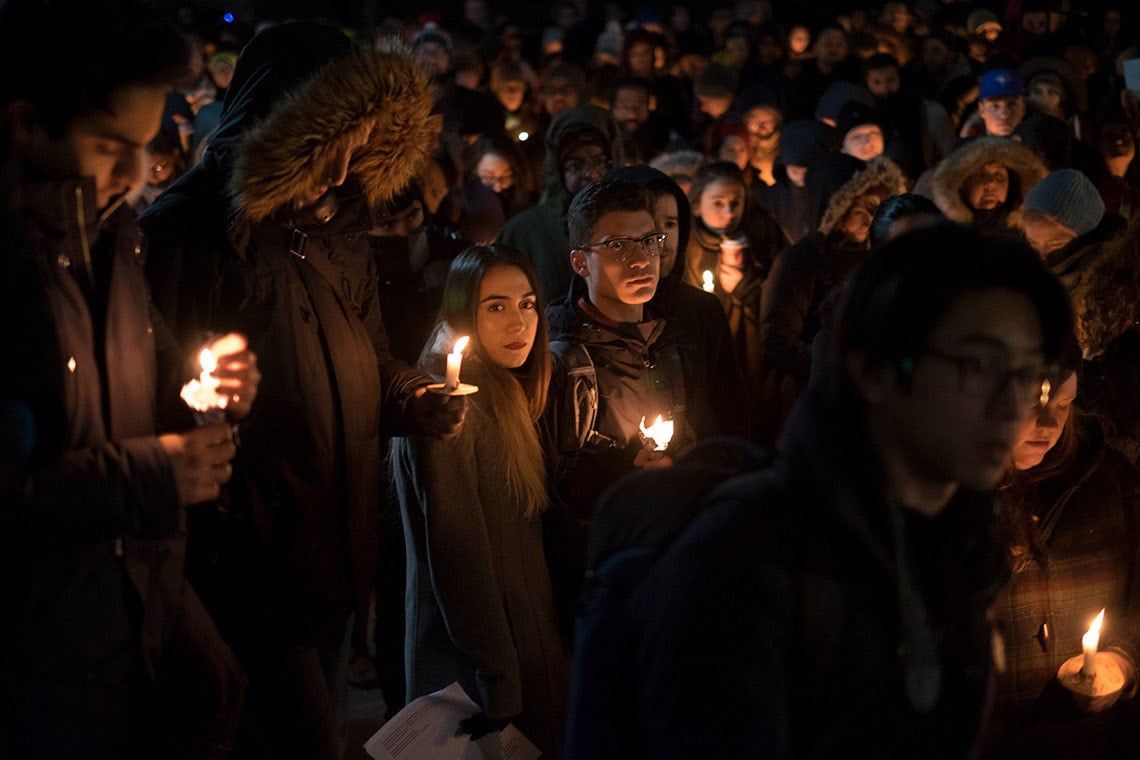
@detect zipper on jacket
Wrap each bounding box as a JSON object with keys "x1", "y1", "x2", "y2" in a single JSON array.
[{"x1": 74, "y1": 185, "x2": 96, "y2": 290}]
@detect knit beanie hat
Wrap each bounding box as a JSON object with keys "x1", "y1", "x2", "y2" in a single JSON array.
[
  {"x1": 778, "y1": 119, "x2": 836, "y2": 166},
  {"x1": 558, "y1": 125, "x2": 609, "y2": 165},
  {"x1": 1023, "y1": 169, "x2": 1104, "y2": 236},
  {"x1": 694, "y1": 62, "x2": 739, "y2": 99},
  {"x1": 967, "y1": 8, "x2": 1002, "y2": 37},
  {"x1": 815, "y1": 82, "x2": 875, "y2": 123},
  {"x1": 836, "y1": 100, "x2": 881, "y2": 141},
  {"x1": 413, "y1": 22, "x2": 452, "y2": 52}
]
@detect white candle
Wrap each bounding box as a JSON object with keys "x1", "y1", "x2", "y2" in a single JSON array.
[
  {"x1": 445, "y1": 336, "x2": 470, "y2": 391},
  {"x1": 1082, "y1": 608, "x2": 1105, "y2": 677},
  {"x1": 639, "y1": 415, "x2": 674, "y2": 451},
  {"x1": 702, "y1": 269, "x2": 715, "y2": 293}
]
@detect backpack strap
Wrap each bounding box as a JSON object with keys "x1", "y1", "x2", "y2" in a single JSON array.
[{"x1": 551, "y1": 339, "x2": 619, "y2": 455}]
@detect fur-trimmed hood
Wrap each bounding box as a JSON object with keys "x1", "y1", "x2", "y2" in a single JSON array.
[
  {"x1": 201, "y1": 22, "x2": 437, "y2": 225},
  {"x1": 931, "y1": 137, "x2": 1047, "y2": 228},
  {"x1": 818, "y1": 157, "x2": 909, "y2": 236}
]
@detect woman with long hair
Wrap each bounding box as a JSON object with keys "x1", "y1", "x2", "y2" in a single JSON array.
[
  {"x1": 984, "y1": 345, "x2": 1140, "y2": 758},
  {"x1": 392, "y1": 245, "x2": 566, "y2": 756}
]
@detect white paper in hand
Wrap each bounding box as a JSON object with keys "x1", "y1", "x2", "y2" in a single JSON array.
[{"x1": 363, "y1": 682, "x2": 541, "y2": 760}]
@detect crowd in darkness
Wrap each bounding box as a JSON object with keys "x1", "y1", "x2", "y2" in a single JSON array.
[{"x1": 5, "y1": 0, "x2": 1140, "y2": 758}]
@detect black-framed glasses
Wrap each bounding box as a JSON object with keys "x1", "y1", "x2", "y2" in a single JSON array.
[
  {"x1": 563, "y1": 154, "x2": 612, "y2": 176},
  {"x1": 578, "y1": 233, "x2": 667, "y2": 262},
  {"x1": 922, "y1": 347, "x2": 1050, "y2": 408}
]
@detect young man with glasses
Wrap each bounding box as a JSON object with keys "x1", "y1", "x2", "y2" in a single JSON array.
[
  {"x1": 616, "y1": 222, "x2": 1073, "y2": 758},
  {"x1": 543, "y1": 179, "x2": 722, "y2": 631}
]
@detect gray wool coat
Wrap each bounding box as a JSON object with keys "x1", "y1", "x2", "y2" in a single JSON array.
[{"x1": 393, "y1": 381, "x2": 569, "y2": 757}]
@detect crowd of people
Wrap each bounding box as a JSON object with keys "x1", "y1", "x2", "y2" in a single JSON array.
[{"x1": 4, "y1": 0, "x2": 1140, "y2": 758}]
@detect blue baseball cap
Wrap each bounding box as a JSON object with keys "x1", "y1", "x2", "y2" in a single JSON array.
[{"x1": 979, "y1": 68, "x2": 1025, "y2": 100}]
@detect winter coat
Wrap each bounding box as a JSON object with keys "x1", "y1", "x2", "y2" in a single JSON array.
[
  {"x1": 497, "y1": 105, "x2": 624, "y2": 302},
  {"x1": 756, "y1": 229, "x2": 862, "y2": 438},
  {"x1": 545, "y1": 279, "x2": 711, "y2": 521},
  {"x1": 756, "y1": 168, "x2": 814, "y2": 244},
  {"x1": 393, "y1": 351, "x2": 568, "y2": 759},
  {"x1": 983, "y1": 419, "x2": 1140, "y2": 759},
  {"x1": 139, "y1": 26, "x2": 437, "y2": 645},
  {"x1": 683, "y1": 211, "x2": 787, "y2": 440},
  {"x1": 1042, "y1": 215, "x2": 1125, "y2": 302},
  {"x1": 628, "y1": 383, "x2": 1009, "y2": 758},
  {"x1": 0, "y1": 178, "x2": 244, "y2": 757},
  {"x1": 930, "y1": 137, "x2": 1047, "y2": 232},
  {"x1": 1082, "y1": 329, "x2": 1140, "y2": 465},
  {"x1": 757, "y1": 157, "x2": 908, "y2": 442}
]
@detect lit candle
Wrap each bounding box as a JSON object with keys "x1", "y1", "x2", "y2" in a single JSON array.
[
  {"x1": 1082, "y1": 609, "x2": 1105, "y2": 677},
  {"x1": 445, "y1": 336, "x2": 470, "y2": 391},
  {"x1": 702, "y1": 269, "x2": 715, "y2": 293},
  {"x1": 639, "y1": 415, "x2": 674, "y2": 451},
  {"x1": 180, "y1": 347, "x2": 228, "y2": 417}
]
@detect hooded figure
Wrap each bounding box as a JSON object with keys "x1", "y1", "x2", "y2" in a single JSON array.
[
  {"x1": 759, "y1": 157, "x2": 908, "y2": 442},
  {"x1": 139, "y1": 23, "x2": 440, "y2": 758},
  {"x1": 930, "y1": 136, "x2": 1046, "y2": 234},
  {"x1": 609, "y1": 164, "x2": 749, "y2": 440},
  {"x1": 497, "y1": 104, "x2": 624, "y2": 301}
]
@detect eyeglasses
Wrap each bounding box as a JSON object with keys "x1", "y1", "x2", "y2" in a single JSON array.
[
  {"x1": 477, "y1": 172, "x2": 514, "y2": 189},
  {"x1": 563, "y1": 154, "x2": 611, "y2": 176},
  {"x1": 922, "y1": 347, "x2": 1050, "y2": 408},
  {"x1": 578, "y1": 233, "x2": 667, "y2": 262}
]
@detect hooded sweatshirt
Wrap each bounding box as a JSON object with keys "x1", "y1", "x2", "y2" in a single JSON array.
[
  {"x1": 497, "y1": 104, "x2": 624, "y2": 302},
  {"x1": 140, "y1": 23, "x2": 437, "y2": 645},
  {"x1": 610, "y1": 164, "x2": 750, "y2": 440}
]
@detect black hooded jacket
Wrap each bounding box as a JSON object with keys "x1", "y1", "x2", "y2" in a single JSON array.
[
  {"x1": 139, "y1": 23, "x2": 437, "y2": 644},
  {"x1": 628, "y1": 381, "x2": 1009, "y2": 758},
  {"x1": 610, "y1": 165, "x2": 749, "y2": 441}
]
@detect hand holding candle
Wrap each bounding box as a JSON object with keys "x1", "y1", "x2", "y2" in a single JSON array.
[
  {"x1": 180, "y1": 333, "x2": 259, "y2": 423},
  {"x1": 639, "y1": 415, "x2": 674, "y2": 452},
  {"x1": 1057, "y1": 608, "x2": 1127, "y2": 711}
]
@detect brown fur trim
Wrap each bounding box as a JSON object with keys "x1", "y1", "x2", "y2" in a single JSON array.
[
  {"x1": 931, "y1": 137, "x2": 1047, "y2": 228},
  {"x1": 230, "y1": 42, "x2": 438, "y2": 223},
  {"x1": 818, "y1": 157, "x2": 909, "y2": 235}
]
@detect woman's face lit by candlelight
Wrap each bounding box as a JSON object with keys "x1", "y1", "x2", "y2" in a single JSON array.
[
  {"x1": 477, "y1": 264, "x2": 539, "y2": 369},
  {"x1": 1011, "y1": 371, "x2": 1077, "y2": 470}
]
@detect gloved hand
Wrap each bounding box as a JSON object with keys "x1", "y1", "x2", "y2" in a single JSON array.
[{"x1": 455, "y1": 713, "x2": 512, "y2": 740}]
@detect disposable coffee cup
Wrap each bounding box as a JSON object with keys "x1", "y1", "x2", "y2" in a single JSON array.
[{"x1": 719, "y1": 238, "x2": 746, "y2": 268}]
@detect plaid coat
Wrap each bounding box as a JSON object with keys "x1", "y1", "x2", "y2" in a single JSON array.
[{"x1": 985, "y1": 418, "x2": 1140, "y2": 758}]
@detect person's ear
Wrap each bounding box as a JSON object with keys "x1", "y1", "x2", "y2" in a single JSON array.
[
  {"x1": 648, "y1": 94, "x2": 658, "y2": 112},
  {"x1": 5, "y1": 100, "x2": 39, "y2": 147},
  {"x1": 570, "y1": 249, "x2": 590, "y2": 277}
]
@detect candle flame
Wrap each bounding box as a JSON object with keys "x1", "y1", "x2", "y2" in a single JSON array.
[
  {"x1": 199, "y1": 347, "x2": 217, "y2": 374},
  {"x1": 702, "y1": 269, "x2": 715, "y2": 293},
  {"x1": 1088, "y1": 609, "x2": 1105, "y2": 640},
  {"x1": 640, "y1": 415, "x2": 674, "y2": 451},
  {"x1": 452, "y1": 335, "x2": 470, "y2": 354},
  {"x1": 181, "y1": 346, "x2": 228, "y2": 413}
]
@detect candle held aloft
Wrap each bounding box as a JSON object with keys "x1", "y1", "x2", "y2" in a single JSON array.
[
  {"x1": 702, "y1": 269, "x2": 715, "y2": 293},
  {"x1": 639, "y1": 415, "x2": 674, "y2": 451},
  {"x1": 445, "y1": 336, "x2": 470, "y2": 391},
  {"x1": 1082, "y1": 608, "x2": 1105, "y2": 677}
]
